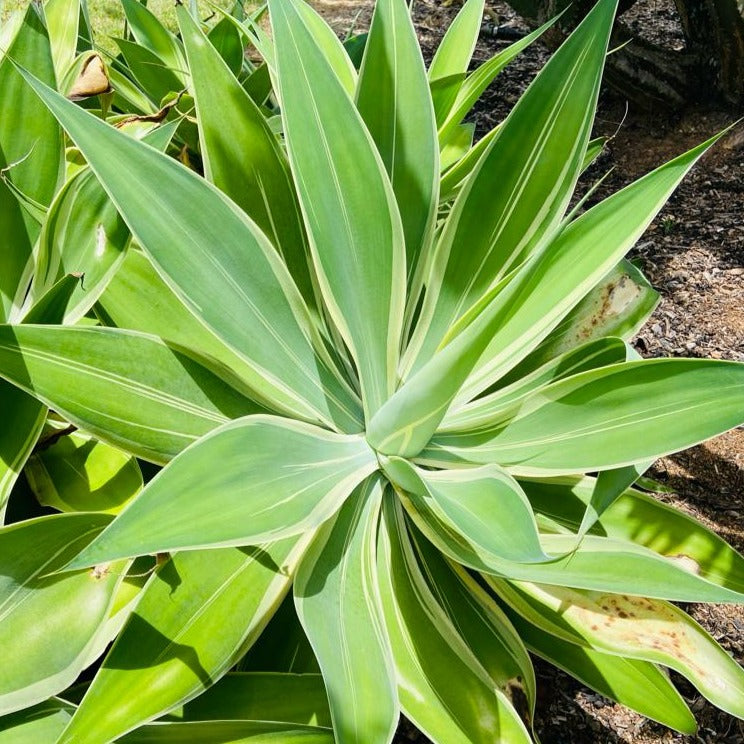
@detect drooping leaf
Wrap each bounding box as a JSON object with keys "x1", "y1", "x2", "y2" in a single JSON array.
[
  {"x1": 504, "y1": 610, "x2": 697, "y2": 734},
  {"x1": 401, "y1": 489, "x2": 744, "y2": 602},
  {"x1": 382, "y1": 457, "x2": 547, "y2": 564},
  {"x1": 410, "y1": 528, "x2": 537, "y2": 724},
  {"x1": 0, "y1": 514, "x2": 123, "y2": 715},
  {"x1": 520, "y1": 475, "x2": 744, "y2": 594},
  {"x1": 66, "y1": 416, "x2": 377, "y2": 567},
  {"x1": 377, "y1": 498, "x2": 532, "y2": 743},
  {"x1": 295, "y1": 476, "x2": 397, "y2": 744},
  {"x1": 0, "y1": 325, "x2": 259, "y2": 463},
  {"x1": 500, "y1": 581, "x2": 744, "y2": 718},
  {"x1": 26, "y1": 427, "x2": 142, "y2": 514},
  {"x1": 59, "y1": 538, "x2": 305, "y2": 743},
  {"x1": 269, "y1": 0, "x2": 406, "y2": 419}
]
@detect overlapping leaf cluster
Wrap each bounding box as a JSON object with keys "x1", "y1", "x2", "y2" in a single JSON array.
[{"x1": 0, "y1": 0, "x2": 743, "y2": 742}]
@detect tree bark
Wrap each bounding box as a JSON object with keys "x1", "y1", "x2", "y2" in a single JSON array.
[{"x1": 502, "y1": 0, "x2": 744, "y2": 109}]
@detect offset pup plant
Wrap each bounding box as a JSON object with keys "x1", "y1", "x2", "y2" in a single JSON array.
[{"x1": 0, "y1": 0, "x2": 743, "y2": 741}]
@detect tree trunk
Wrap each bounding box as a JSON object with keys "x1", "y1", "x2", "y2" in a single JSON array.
[
  {"x1": 674, "y1": 0, "x2": 744, "y2": 105},
  {"x1": 502, "y1": 0, "x2": 744, "y2": 109}
]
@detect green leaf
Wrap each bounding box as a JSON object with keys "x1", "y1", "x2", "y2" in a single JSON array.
[
  {"x1": 501, "y1": 581, "x2": 744, "y2": 719},
  {"x1": 400, "y1": 486, "x2": 744, "y2": 602},
  {"x1": 428, "y1": 0, "x2": 484, "y2": 82},
  {"x1": 0, "y1": 699, "x2": 74, "y2": 744},
  {"x1": 290, "y1": 0, "x2": 357, "y2": 96},
  {"x1": 295, "y1": 476, "x2": 397, "y2": 744},
  {"x1": 520, "y1": 475, "x2": 744, "y2": 594},
  {"x1": 32, "y1": 166, "x2": 131, "y2": 323},
  {"x1": 430, "y1": 359, "x2": 744, "y2": 475},
  {"x1": 0, "y1": 7, "x2": 63, "y2": 323},
  {"x1": 513, "y1": 259, "x2": 658, "y2": 374},
  {"x1": 505, "y1": 610, "x2": 697, "y2": 734},
  {"x1": 581, "y1": 135, "x2": 607, "y2": 171},
  {"x1": 457, "y1": 134, "x2": 723, "y2": 403},
  {"x1": 17, "y1": 66, "x2": 361, "y2": 432},
  {"x1": 269, "y1": 0, "x2": 406, "y2": 418},
  {"x1": 0, "y1": 271, "x2": 86, "y2": 520},
  {"x1": 21, "y1": 273, "x2": 81, "y2": 324},
  {"x1": 172, "y1": 672, "x2": 331, "y2": 727},
  {"x1": 439, "y1": 125, "x2": 499, "y2": 200},
  {"x1": 357, "y1": 0, "x2": 439, "y2": 284},
  {"x1": 108, "y1": 64, "x2": 158, "y2": 115},
  {"x1": 0, "y1": 325, "x2": 259, "y2": 463},
  {"x1": 382, "y1": 457, "x2": 547, "y2": 564},
  {"x1": 113, "y1": 38, "x2": 184, "y2": 105},
  {"x1": 440, "y1": 336, "x2": 628, "y2": 433},
  {"x1": 439, "y1": 122, "x2": 474, "y2": 172},
  {"x1": 120, "y1": 0, "x2": 185, "y2": 79},
  {"x1": 577, "y1": 463, "x2": 650, "y2": 538},
  {"x1": 404, "y1": 0, "x2": 614, "y2": 377},
  {"x1": 377, "y1": 498, "x2": 532, "y2": 743},
  {"x1": 43, "y1": 0, "x2": 80, "y2": 78},
  {"x1": 389, "y1": 125, "x2": 722, "y2": 449},
  {"x1": 66, "y1": 416, "x2": 377, "y2": 567},
  {"x1": 119, "y1": 721, "x2": 335, "y2": 743},
  {"x1": 0, "y1": 514, "x2": 122, "y2": 715},
  {"x1": 436, "y1": 18, "x2": 555, "y2": 144},
  {"x1": 26, "y1": 427, "x2": 142, "y2": 514},
  {"x1": 207, "y1": 16, "x2": 244, "y2": 75},
  {"x1": 0, "y1": 700, "x2": 335, "y2": 743},
  {"x1": 59, "y1": 538, "x2": 305, "y2": 743},
  {"x1": 178, "y1": 8, "x2": 314, "y2": 309},
  {"x1": 0, "y1": 381, "x2": 46, "y2": 520},
  {"x1": 96, "y1": 249, "x2": 273, "y2": 403},
  {"x1": 367, "y1": 3, "x2": 623, "y2": 457},
  {"x1": 429, "y1": 73, "x2": 465, "y2": 131},
  {"x1": 410, "y1": 528, "x2": 537, "y2": 724},
  {"x1": 238, "y1": 594, "x2": 320, "y2": 674}
]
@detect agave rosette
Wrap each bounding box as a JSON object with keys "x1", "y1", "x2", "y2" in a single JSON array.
[{"x1": 0, "y1": 0, "x2": 743, "y2": 742}]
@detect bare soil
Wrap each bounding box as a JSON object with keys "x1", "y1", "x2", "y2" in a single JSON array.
[{"x1": 314, "y1": 1, "x2": 743, "y2": 741}]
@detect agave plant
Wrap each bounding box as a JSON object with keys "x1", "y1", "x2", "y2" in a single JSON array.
[{"x1": 1, "y1": 0, "x2": 743, "y2": 741}]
